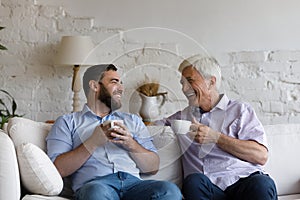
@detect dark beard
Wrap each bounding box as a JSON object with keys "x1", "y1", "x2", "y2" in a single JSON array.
[{"x1": 98, "y1": 84, "x2": 122, "y2": 111}]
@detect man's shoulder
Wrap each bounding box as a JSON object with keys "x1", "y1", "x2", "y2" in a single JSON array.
[
  {"x1": 51, "y1": 114, "x2": 70, "y2": 129},
  {"x1": 56, "y1": 112, "x2": 77, "y2": 121},
  {"x1": 53, "y1": 112, "x2": 82, "y2": 129},
  {"x1": 227, "y1": 98, "x2": 254, "y2": 112}
]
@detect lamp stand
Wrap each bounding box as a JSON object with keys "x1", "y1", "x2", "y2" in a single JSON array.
[{"x1": 71, "y1": 65, "x2": 81, "y2": 112}]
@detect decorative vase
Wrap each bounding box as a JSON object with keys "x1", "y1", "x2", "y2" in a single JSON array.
[{"x1": 139, "y1": 93, "x2": 165, "y2": 122}]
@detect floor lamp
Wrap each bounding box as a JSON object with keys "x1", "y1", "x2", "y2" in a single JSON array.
[{"x1": 56, "y1": 36, "x2": 98, "y2": 112}]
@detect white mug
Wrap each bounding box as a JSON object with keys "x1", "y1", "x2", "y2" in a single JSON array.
[
  {"x1": 171, "y1": 120, "x2": 191, "y2": 134},
  {"x1": 103, "y1": 120, "x2": 124, "y2": 130}
]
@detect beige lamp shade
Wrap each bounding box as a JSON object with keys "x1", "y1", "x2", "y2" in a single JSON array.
[
  {"x1": 55, "y1": 36, "x2": 98, "y2": 112},
  {"x1": 56, "y1": 36, "x2": 98, "y2": 66}
]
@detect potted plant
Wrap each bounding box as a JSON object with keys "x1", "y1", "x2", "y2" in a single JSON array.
[
  {"x1": 0, "y1": 26, "x2": 7, "y2": 50},
  {"x1": 0, "y1": 89, "x2": 23, "y2": 129}
]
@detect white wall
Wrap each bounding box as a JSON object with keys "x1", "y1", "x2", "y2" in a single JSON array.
[
  {"x1": 0, "y1": 0, "x2": 300, "y2": 125},
  {"x1": 52, "y1": 0, "x2": 300, "y2": 55}
]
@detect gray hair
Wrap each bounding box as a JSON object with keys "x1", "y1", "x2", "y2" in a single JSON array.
[
  {"x1": 82, "y1": 64, "x2": 117, "y2": 97},
  {"x1": 178, "y1": 54, "x2": 222, "y2": 90}
]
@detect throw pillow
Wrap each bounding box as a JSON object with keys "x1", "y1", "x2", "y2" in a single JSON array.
[
  {"x1": 7, "y1": 117, "x2": 52, "y2": 151},
  {"x1": 16, "y1": 143, "x2": 63, "y2": 195}
]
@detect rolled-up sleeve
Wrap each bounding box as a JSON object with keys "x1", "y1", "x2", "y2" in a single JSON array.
[
  {"x1": 129, "y1": 115, "x2": 157, "y2": 153},
  {"x1": 46, "y1": 115, "x2": 73, "y2": 162},
  {"x1": 237, "y1": 104, "x2": 268, "y2": 149}
]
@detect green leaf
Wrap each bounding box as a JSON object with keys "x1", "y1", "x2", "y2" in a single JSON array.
[
  {"x1": 0, "y1": 98, "x2": 10, "y2": 113},
  {"x1": 0, "y1": 99, "x2": 5, "y2": 106},
  {"x1": 0, "y1": 110, "x2": 9, "y2": 116},
  {"x1": 12, "y1": 99, "x2": 17, "y2": 115},
  {"x1": 0, "y1": 89, "x2": 22, "y2": 120},
  {"x1": 0, "y1": 44, "x2": 8, "y2": 50},
  {"x1": 0, "y1": 115, "x2": 10, "y2": 129},
  {"x1": 0, "y1": 27, "x2": 7, "y2": 50},
  {"x1": 0, "y1": 89, "x2": 14, "y2": 99}
]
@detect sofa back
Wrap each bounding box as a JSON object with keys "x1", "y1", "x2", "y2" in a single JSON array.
[
  {"x1": 264, "y1": 124, "x2": 300, "y2": 196},
  {"x1": 141, "y1": 126, "x2": 183, "y2": 187}
]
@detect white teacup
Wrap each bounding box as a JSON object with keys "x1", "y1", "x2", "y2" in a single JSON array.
[
  {"x1": 171, "y1": 120, "x2": 191, "y2": 135},
  {"x1": 103, "y1": 120, "x2": 124, "y2": 130}
]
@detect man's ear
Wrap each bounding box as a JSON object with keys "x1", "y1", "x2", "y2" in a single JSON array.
[
  {"x1": 89, "y1": 80, "x2": 99, "y2": 92},
  {"x1": 208, "y1": 76, "x2": 216, "y2": 89}
]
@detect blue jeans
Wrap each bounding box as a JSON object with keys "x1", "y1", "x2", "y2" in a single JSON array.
[
  {"x1": 75, "y1": 171, "x2": 182, "y2": 200},
  {"x1": 182, "y1": 172, "x2": 277, "y2": 200}
]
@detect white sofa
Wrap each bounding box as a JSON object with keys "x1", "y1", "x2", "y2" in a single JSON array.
[{"x1": 0, "y1": 117, "x2": 300, "y2": 200}]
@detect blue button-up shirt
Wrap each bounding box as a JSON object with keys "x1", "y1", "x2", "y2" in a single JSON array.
[
  {"x1": 155, "y1": 94, "x2": 268, "y2": 190},
  {"x1": 46, "y1": 104, "x2": 157, "y2": 192}
]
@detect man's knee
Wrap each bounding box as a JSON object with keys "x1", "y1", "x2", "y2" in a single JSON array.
[
  {"x1": 249, "y1": 174, "x2": 275, "y2": 187},
  {"x1": 183, "y1": 173, "x2": 210, "y2": 188},
  {"x1": 152, "y1": 181, "x2": 182, "y2": 199},
  {"x1": 243, "y1": 174, "x2": 277, "y2": 200},
  {"x1": 76, "y1": 182, "x2": 117, "y2": 200},
  {"x1": 252, "y1": 174, "x2": 277, "y2": 195}
]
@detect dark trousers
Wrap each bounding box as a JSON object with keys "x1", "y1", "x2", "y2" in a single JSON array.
[{"x1": 182, "y1": 172, "x2": 278, "y2": 200}]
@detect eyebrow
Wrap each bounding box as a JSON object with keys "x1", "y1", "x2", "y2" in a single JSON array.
[
  {"x1": 110, "y1": 78, "x2": 123, "y2": 84},
  {"x1": 185, "y1": 77, "x2": 193, "y2": 82}
]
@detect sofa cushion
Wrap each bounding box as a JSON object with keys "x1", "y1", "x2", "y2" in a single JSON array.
[
  {"x1": 16, "y1": 143, "x2": 63, "y2": 195},
  {"x1": 264, "y1": 124, "x2": 300, "y2": 196},
  {"x1": 278, "y1": 194, "x2": 300, "y2": 200},
  {"x1": 7, "y1": 117, "x2": 52, "y2": 152},
  {"x1": 22, "y1": 194, "x2": 70, "y2": 200},
  {"x1": 141, "y1": 126, "x2": 183, "y2": 188},
  {"x1": 0, "y1": 130, "x2": 21, "y2": 200}
]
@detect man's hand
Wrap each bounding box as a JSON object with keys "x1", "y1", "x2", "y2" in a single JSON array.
[
  {"x1": 188, "y1": 118, "x2": 221, "y2": 144},
  {"x1": 85, "y1": 125, "x2": 108, "y2": 150},
  {"x1": 107, "y1": 122, "x2": 139, "y2": 152}
]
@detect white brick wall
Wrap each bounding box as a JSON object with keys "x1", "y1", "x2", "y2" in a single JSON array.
[{"x1": 0, "y1": 1, "x2": 300, "y2": 125}]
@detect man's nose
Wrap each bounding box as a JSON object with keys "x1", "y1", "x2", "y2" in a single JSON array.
[
  {"x1": 118, "y1": 82, "x2": 124, "y2": 90},
  {"x1": 182, "y1": 82, "x2": 191, "y2": 92}
]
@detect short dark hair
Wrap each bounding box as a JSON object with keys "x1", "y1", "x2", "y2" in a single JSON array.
[{"x1": 82, "y1": 64, "x2": 118, "y2": 97}]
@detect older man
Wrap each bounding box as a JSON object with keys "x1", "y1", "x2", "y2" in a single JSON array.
[{"x1": 155, "y1": 55, "x2": 277, "y2": 200}]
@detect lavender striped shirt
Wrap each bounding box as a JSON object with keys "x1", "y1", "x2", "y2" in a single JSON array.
[{"x1": 155, "y1": 94, "x2": 268, "y2": 190}]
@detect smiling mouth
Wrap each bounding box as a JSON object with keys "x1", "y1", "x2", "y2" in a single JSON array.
[
  {"x1": 113, "y1": 93, "x2": 122, "y2": 99},
  {"x1": 186, "y1": 92, "x2": 196, "y2": 98}
]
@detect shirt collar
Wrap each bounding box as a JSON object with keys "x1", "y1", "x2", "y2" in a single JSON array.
[
  {"x1": 190, "y1": 93, "x2": 229, "y2": 114},
  {"x1": 213, "y1": 94, "x2": 229, "y2": 111},
  {"x1": 81, "y1": 103, "x2": 118, "y2": 119}
]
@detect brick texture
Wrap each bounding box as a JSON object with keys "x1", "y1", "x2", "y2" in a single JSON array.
[{"x1": 0, "y1": 1, "x2": 299, "y2": 125}]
